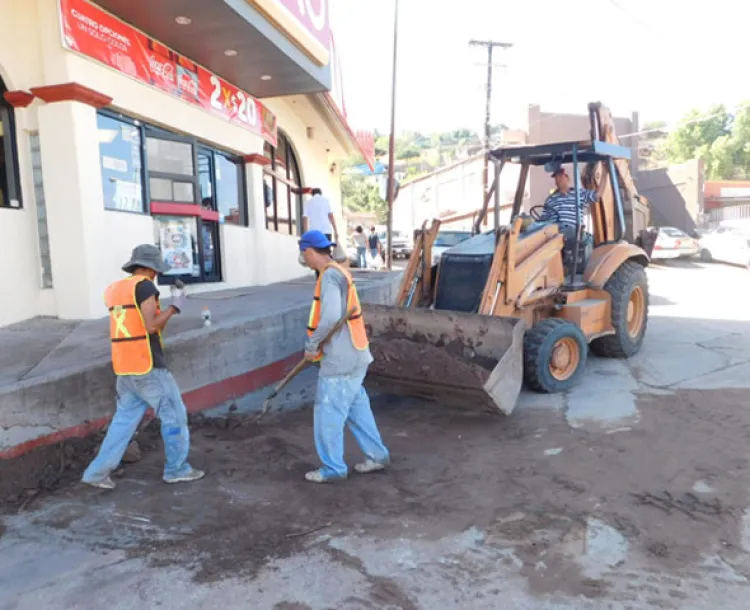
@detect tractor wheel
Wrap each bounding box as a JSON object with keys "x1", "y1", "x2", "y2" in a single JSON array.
[
  {"x1": 590, "y1": 261, "x2": 649, "y2": 358},
  {"x1": 524, "y1": 319, "x2": 588, "y2": 393}
]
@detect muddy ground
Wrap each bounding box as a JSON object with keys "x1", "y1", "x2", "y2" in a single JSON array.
[{"x1": 3, "y1": 385, "x2": 750, "y2": 607}]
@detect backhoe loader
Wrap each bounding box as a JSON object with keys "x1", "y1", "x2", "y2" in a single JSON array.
[{"x1": 363, "y1": 102, "x2": 651, "y2": 415}]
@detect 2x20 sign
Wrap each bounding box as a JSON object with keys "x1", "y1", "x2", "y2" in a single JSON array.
[{"x1": 58, "y1": 0, "x2": 278, "y2": 146}]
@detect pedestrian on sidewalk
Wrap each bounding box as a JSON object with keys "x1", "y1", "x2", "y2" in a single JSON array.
[
  {"x1": 353, "y1": 225, "x2": 367, "y2": 268},
  {"x1": 82, "y1": 244, "x2": 205, "y2": 490},
  {"x1": 303, "y1": 188, "x2": 339, "y2": 243},
  {"x1": 368, "y1": 226, "x2": 383, "y2": 269},
  {"x1": 298, "y1": 230, "x2": 390, "y2": 483}
]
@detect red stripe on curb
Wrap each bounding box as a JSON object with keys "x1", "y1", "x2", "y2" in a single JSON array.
[
  {"x1": 0, "y1": 351, "x2": 305, "y2": 460},
  {"x1": 182, "y1": 351, "x2": 303, "y2": 413},
  {"x1": 0, "y1": 417, "x2": 110, "y2": 460}
]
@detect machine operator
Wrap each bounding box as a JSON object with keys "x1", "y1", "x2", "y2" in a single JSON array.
[{"x1": 540, "y1": 164, "x2": 607, "y2": 230}]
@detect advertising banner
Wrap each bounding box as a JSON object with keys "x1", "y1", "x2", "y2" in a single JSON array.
[{"x1": 59, "y1": 0, "x2": 278, "y2": 146}]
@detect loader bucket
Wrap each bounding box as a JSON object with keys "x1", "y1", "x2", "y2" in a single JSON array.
[{"x1": 362, "y1": 303, "x2": 526, "y2": 416}]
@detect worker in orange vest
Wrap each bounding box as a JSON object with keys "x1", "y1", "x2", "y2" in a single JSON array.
[
  {"x1": 81, "y1": 244, "x2": 205, "y2": 490},
  {"x1": 299, "y1": 230, "x2": 390, "y2": 483}
]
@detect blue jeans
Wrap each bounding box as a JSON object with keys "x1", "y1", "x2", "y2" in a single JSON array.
[
  {"x1": 356, "y1": 247, "x2": 367, "y2": 268},
  {"x1": 82, "y1": 369, "x2": 193, "y2": 483},
  {"x1": 314, "y1": 369, "x2": 389, "y2": 478}
]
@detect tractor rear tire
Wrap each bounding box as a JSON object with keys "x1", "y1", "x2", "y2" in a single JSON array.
[
  {"x1": 590, "y1": 261, "x2": 649, "y2": 358},
  {"x1": 524, "y1": 318, "x2": 588, "y2": 393}
]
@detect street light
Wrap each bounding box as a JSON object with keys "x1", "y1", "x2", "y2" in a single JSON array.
[{"x1": 385, "y1": 0, "x2": 399, "y2": 270}]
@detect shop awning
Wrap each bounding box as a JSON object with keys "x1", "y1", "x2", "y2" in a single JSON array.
[{"x1": 92, "y1": 0, "x2": 332, "y2": 98}]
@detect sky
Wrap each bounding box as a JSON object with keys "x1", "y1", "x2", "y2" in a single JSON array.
[{"x1": 329, "y1": 0, "x2": 746, "y2": 136}]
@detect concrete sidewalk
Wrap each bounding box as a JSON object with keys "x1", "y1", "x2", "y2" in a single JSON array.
[{"x1": 0, "y1": 270, "x2": 401, "y2": 458}]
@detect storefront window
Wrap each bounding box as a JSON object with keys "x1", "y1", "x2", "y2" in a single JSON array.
[
  {"x1": 97, "y1": 113, "x2": 145, "y2": 213},
  {"x1": 264, "y1": 132, "x2": 303, "y2": 235},
  {"x1": 215, "y1": 154, "x2": 243, "y2": 225},
  {"x1": 197, "y1": 148, "x2": 246, "y2": 225},
  {"x1": 95, "y1": 111, "x2": 247, "y2": 284},
  {"x1": 0, "y1": 77, "x2": 23, "y2": 209}
]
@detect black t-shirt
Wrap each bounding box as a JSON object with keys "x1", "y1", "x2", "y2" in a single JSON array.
[{"x1": 134, "y1": 279, "x2": 168, "y2": 369}]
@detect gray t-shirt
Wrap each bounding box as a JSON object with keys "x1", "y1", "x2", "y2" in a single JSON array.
[{"x1": 305, "y1": 266, "x2": 373, "y2": 377}]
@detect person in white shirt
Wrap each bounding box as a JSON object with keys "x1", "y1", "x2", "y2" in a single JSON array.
[{"x1": 303, "y1": 188, "x2": 340, "y2": 243}]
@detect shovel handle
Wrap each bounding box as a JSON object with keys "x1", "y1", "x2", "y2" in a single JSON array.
[{"x1": 269, "y1": 306, "x2": 358, "y2": 394}]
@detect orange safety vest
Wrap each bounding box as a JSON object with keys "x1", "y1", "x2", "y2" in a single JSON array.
[
  {"x1": 103, "y1": 275, "x2": 163, "y2": 376},
  {"x1": 307, "y1": 262, "x2": 369, "y2": 357}
]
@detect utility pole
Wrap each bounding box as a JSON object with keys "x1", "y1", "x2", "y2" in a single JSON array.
[
  {"x1": 385, "y1": 0, "x2": 400, "y2": 270},
  {"x1": 469, "y1": 40, "x2": 512, "y2": 199}
]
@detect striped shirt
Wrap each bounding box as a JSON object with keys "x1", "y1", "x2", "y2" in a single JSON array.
[{"x1": 540, "y1": 188, "x2": 598, "y2": 226}]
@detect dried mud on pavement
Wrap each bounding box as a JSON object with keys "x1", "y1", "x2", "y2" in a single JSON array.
[{"x1": 3, "y1": 386, "x2": 750, "y2": 608}]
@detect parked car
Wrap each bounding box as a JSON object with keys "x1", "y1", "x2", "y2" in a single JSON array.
[
  {"x1": 388, "y1": 230, "x2": 412, "y2": 259},
  {"x1": 649, "y1": 226, "x2": 700, "y2": 260},
  {"x1": 698, "y1": 221, "x2": 750, "y2": 268},
  {"x1": 431, "y1": 229, "x2": 473, "y2": 265}
]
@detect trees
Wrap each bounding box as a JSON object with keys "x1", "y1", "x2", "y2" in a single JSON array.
[{"x1": 664, "y1": 103, "x2": 750, "y2": 180}]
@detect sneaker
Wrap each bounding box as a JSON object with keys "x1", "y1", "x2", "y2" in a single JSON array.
[
  {"x1": 82, "y1": 476, "x2": 116, "y2": 490},
  {"x1": 163, "y1": 468, "x2": 205, "y2": 484},
  {"x1": 304, "y1": 469, "x2": 347, "y2": 484},
  {"x1": 354, "y1": 459, "x2": 389, "y2": 474}
]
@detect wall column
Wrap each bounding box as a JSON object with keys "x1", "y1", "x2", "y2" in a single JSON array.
[{"x1": 34, "y1": 85, "x2": 111, "y2": 319}]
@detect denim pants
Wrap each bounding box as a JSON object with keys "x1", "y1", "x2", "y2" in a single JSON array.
[
  {"x1": 314, "y1": 369, "x2": 389, "y2": 478},
  {"x1": 356, "y1": 247, "x2": 367, "y2": 268},
  {"x1": 82, "y1": 369, "x2": 193, "y2": 483}
]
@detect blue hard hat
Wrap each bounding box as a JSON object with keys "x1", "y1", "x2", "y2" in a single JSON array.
[{"x1": 298, "y1": 230, "x2": 336, "y2": 252}]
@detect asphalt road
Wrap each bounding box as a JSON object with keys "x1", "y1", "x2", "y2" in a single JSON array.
[{"x1": 2, "y1": 259, "x2": 750, "y2": 610}]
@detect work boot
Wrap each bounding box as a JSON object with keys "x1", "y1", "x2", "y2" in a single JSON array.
[
  {"x1": 82, "y1": 476, "x2": 116, "y2": 490},
  {"x1": 163, "y1": 468, "x2": 205, "y2": 484},
  {"x1": 304, "y1": 469, "x2": 347, "y2": 484},
  {"x1": 354, "y1": 458, "x2": 389, "y2": 474}
]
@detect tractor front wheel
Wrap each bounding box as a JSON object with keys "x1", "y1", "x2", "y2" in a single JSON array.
[{"x1": 524, "y1": 319, "x2": 588, "y2": 393}]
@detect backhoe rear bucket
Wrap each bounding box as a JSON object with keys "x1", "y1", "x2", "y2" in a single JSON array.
[{"x1": 362, "y1": 304, "x2": 526, "y2": 415}]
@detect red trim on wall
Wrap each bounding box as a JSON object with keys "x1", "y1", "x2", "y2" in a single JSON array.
[
  {"x1": 150, "y1": 201, "x2": 200, "y2": 217},
  {"x1": 150, "y1": 202, "x2": 220, "y2": 222},
  {"x1": 3, "y1": 90, "x2": 34, "y2": 108},
  {"x1": 0, "y1": 351, "x2": 305, "y2": 460},
  {"x1": 244, "y1": 153, "x2": 272, "y2": 167},
  {"x1": 30, "y1": 82, "x2": 112, "y2": 108},
  {"x1": 200, "y1": 209, "x2": 220, "y2": 222}
]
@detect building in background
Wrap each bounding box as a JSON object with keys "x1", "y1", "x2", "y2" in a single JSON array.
[
  {"x1": 526, "y1": 104, "x2": 639, "y2": 212},
  {"x1": 0, "y1": 0, "x2": 373, "y2": 327},
  {"x1": 703, "y1": 180, "x2": 750, "y2": 225},
  {"x1": 637, "y1": 160, "x2": 704, "y2": 234}
]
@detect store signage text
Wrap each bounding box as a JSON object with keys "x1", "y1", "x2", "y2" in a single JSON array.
[
  {"x1": 59, "y1": 0, "x2": 277, "y2": 146},
  {"x1": 280, "y1": 0, "x2": 330, "y2": 47}
]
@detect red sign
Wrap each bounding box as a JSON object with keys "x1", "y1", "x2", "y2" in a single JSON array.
[
  {"x1": 58, "y1": 0, "x2": 277, "y2": 146},
  {"x1": 279, "y1": 0, "x2": 330, "y2": 50}
]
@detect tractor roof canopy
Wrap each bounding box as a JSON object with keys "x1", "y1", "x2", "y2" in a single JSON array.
[{"x1": 489, "y1": 140, "x2": 631, "y2": 166}]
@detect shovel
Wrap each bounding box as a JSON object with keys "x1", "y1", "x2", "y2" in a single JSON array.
[{"x1": 254, "y1": 306, "x2": 358, "y2": 422}]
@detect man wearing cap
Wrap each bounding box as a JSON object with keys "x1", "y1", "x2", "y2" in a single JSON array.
[
  {"x1": 298, "y1": 230, "x2": 390, "y2": 483},
  {"x1": 81, "y1": 244, "x2": 205, "y2": 490},
  {"x1": 540, "y1": 164, "x2": 606, "y2": 228}
]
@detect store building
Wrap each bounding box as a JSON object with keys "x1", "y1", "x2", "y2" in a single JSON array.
[{"x1": 0, "y1": 0, "x2": 371, "y2": 327}]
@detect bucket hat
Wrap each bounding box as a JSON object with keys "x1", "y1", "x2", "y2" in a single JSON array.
[{"x1": 122, "y1": 244, "x2": 170, "y2": 274}]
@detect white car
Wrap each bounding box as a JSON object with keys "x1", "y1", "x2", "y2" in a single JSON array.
[
  {"x1": 649, "y1": 226, "x2": 700, "y2": 260},
  {"x1": 698, "y1": 221, "x2": 750, "y2": 268},
  {"x1": 431, "y1": 230, "x2": 473, "y2": 265}
]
